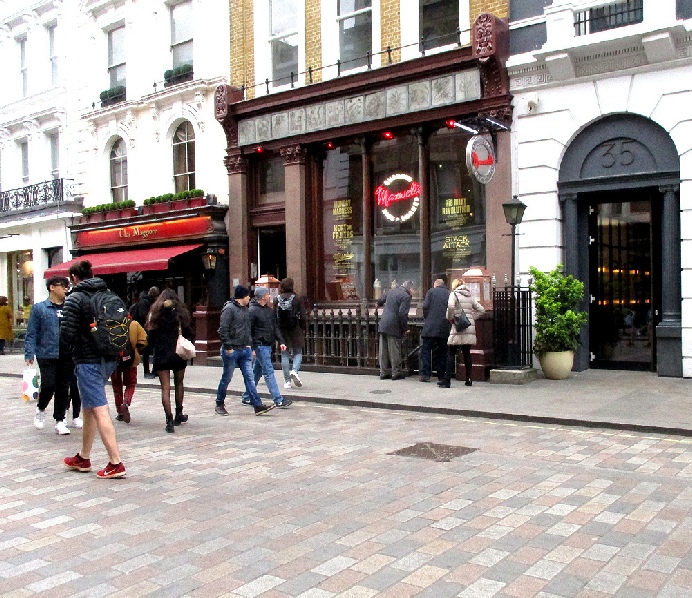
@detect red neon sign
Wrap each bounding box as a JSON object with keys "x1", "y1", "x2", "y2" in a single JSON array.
[
  {"x1": 375, "y1": 180, "x2": 421, "y2": 208},
  {"x1": 471, "y1": 152, "x2": 495, "y2": 168}
]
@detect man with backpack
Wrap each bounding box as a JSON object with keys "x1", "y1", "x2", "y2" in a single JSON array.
[
  {"x1": 60, "y1": 260, "x2": 127, "y2": 479},
  {"x1": 275, "y1": 277, "x2": 306, "y2": 389}
]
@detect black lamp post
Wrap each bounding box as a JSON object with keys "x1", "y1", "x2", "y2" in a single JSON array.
[{"x1": 502, "y1": 195, "x2": 527, "y2": 287}]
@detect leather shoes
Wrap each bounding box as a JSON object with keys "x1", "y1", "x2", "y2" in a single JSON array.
[
  {"x1": 391, "y1": 374, "x2": 405, "y2": 381},
  {"x1": 437, "y1": 380, "x2": 450, "y2": 388},
  {"x1": 465, "y1": 380, "x2": 472, "y2": 386},
  {"x1": 215, "y1": 404, "x2": 229, "y2": 416},
  {"x1": 419, "y1": 376, "x2": 430, "y2": 382},
  {"x1": 380, "y1": 374, "x2": 391, "y2": 380}
]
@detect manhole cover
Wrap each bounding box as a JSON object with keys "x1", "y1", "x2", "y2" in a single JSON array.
[
  {"x1": 389, "y1": 442, "x2": 477, "y2": 462},
  {"x1": 370, "y1": 389, "x2": 392, "y2": 395}
]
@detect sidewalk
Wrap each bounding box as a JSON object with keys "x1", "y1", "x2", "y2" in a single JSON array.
[{"x1": 4, "y1": 353, "x2": 692, "y2": 436}]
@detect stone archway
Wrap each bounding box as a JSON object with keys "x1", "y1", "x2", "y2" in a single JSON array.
[{"x1": 557, "y1": 114, "x2": 681, "y2": 376}]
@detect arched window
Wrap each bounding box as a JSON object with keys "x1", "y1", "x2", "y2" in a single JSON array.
[
  {"x1": 173, "y1": 121, "x2": 195, "y2": 192},
  {"x1": 110, "y1": 138, "x2": 128, "y2": 202}
]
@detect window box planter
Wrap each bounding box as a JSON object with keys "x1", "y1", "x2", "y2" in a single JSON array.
[
  {"x1": 100, "y1": 85, "x2": 126, "y2": 108},
  {"x1": 83, "y1": 212, "x2": 104, "y2": 223},
  {"x1": 164, "y1": 64, "x2": 193, "y2": 88},
  {"x1": 188, "y1": 195, "x2": 207, "y2": 208},
  {"x1": 152, "y1": 202, "x2": 170, "y2": 214},
  {"x1": 172, "y1": 199, "x2": 189, "y2": 210},
  {"x1": 141, "y1": 205, "x2": 156, "y2": 216},
  {"x1": 119, "y1": 207, "x2": 138, "y2": 218},
  {"x1": 104, "y1": 209, "x2": 121, "y2": 221}
]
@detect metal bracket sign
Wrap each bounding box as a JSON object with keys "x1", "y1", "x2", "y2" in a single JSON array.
[{"x1": 466, "y1": 135, "x2": 496, "y2": 184}]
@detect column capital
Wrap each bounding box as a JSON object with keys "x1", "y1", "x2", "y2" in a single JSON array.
[
  {"x1": 224, "y1": 154, "x2": 247, "y2": 175},
  {"x1": 659, "y1": 184, "x2": 680, "y2": 194},
  {"x1": 280, "y1": 145, "x2": 307, "y2": 165},
  {"x1": 558, "y1": 191, "x2": 578, "y2": 203}
]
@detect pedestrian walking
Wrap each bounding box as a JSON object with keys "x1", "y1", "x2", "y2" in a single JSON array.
[
  {"x1": 130, "y1": 286, "x2": 159, "y2": 379},
  {"x1": 0, "y1": 296, "x2": 14, "y2": 354},
  {"x1": 377, "y1": 280, "x2": 414, "y2": 380},
  {"x1": 241, "y1": 287, "x2": 292, "y2": 408},
  {"x1": 111, "y1": 318, "x2": 148, "y2": 424},
  {"x1": 147, "y1": 289, "x2": 193, "y2": 433},
  {"x1": 438, "y1": 280, "x2": 485, "y2": 388},
  {"x1": 275, "y1": 277, "x2": 306, "y2": 389},
  {"x1": 419, "y1": 277, "x2": 451, "y2": 383},
  {"x1": 61, "y1": 260, "x2": 126, "y2": 479},
  {"x1": 215, "y1": 285, "x2": 275, "y2": 416},
  {"x1": 24, "y1": 276, "x2": 81, "y2": 435}
]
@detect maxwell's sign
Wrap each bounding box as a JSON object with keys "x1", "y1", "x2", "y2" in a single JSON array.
[{"x1": 76, "y1": 216, "x2": 212, "y2": 249}]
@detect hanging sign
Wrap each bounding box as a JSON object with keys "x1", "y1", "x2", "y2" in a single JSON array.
[
  {"x1": 466, "y1": 135, "x2": 496, "y2": 184},
  {"x1": 374, "y1": 173, "x2": 421, "y2": 222}
]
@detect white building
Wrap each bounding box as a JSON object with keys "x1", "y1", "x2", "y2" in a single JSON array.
[
  {"x1": 0, "y1": 0, "x2": 230, "y2": 323},
  {"x1": 508, "y1": 0, "x2": 692, "y2": 376}
]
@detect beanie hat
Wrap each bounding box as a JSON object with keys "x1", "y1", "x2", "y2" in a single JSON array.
[
  {"x1": 254, "y1": 287, "x2": 270, "y2": 299},
  {"x1": 234, "y1": 285, "x2": 250, "y2": 299}
]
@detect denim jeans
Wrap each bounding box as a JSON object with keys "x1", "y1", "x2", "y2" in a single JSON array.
[
  {"x1": 420, "y1": 336, "x2": 448, "y2": 379},
  {"x1": 281, "y1": 347, "x2": 302, "y2": 382},
  {"x1": 241, "y1": 345, "x2": 284, "y2": 405},
  {"x1": 216, "y1": 347, "x2": 261, "y2": 406}
]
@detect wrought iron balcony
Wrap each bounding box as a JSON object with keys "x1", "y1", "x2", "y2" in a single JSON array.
[{"x1": 0, "y1": 178, "x2": 74, "y2": 213}]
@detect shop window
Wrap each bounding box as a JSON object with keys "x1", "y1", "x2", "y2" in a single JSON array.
[
  {"x1": 678, "y1": 0, "x2": 692, "y2": 19},
  {"x1": 110, "y1": 138, "x2": 128, "y2": 202},
  {"x1": 372, "y1": 134, "x2": 420, "y2": 292},
  {"x1": 338, "y1": 0, "x2": 372, "y2": 71},
  {"x1": 10, "y1": 251, "x2": 34, "y2": 326},
  {"x1": 173, "y1": 121, "x2": 195, "y2": 192},
  {"x1": 323, "y1": 145, "x2": 364, "y2": 300},
  {"x1": 429, "y1": 128, "x2": 485, "y2": 282},
  {"x1": 270, "y1": 0, "x2": 299, "y2": 87},
  {"x1": 258, "y1": 156, "x2": 285, "y2": 204},
  {"x1": 420, "y1": 0, "x2": 459, "y2": 51},
  {"x1": 108, "y1": 25, "x2": 126, "y2": 89},
  {"x1": 171, "y1": 1, "x2": 193, "y2": 69}
]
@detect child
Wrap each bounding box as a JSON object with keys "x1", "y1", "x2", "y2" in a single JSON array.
[{"x1": 111, "y1": 318, "x2": 148, "y2": 423}]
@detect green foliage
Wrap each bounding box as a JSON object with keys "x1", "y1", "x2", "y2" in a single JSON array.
[
  {"x1": 82, "y1": 200, "x2": 135, "y2": 215},
  {"x1": 164, "y1": 64, "x2": 193, "y2": 82},
  {"x1": 529, "y1": 264, "x2": 588, "y2": 354},
  {"x1": 99, "y1": 85, "x2": 126, "y2": 102}
]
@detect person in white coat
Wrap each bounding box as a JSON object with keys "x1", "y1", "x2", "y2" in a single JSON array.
[{"x1": 438, "y1": 281, "x2": 485, "y2": 388}]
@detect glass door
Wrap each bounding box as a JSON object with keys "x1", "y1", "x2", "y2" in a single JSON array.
[{"x1": 589, "y1": 198, "x2": 655, "y2": 370}]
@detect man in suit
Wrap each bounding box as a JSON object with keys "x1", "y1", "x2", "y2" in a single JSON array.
[
  {"x1": 419, "y1": 277, "x2": 451, "y2": 382},
  {"x1": 377, "y1": 280, "x2": 414, "y2": 380}
]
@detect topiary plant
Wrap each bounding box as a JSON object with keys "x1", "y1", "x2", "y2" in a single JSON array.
[{"x1": 529, "y1": 264, "x2": 588, "y2": 354}]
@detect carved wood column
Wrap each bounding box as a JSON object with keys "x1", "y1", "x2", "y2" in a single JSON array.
[
  {"x1": 225, "y1": 154, "x2": 250, "y2": 290},
  {"x1": 281, "y1": 145, "x2": 308, "y2": 294},
  {"x1": 417, "y1": 127, "x2": 430, "y2": 299},
  {"x1": 362, "y1": 140, "x2": 373, "y2": 299}
]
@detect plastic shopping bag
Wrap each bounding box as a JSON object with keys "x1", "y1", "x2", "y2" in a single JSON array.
[{"x1": 22, "y1": 368, "x2": 40, "y2": 402}]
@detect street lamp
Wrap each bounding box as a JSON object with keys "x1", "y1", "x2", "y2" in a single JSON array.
[{"x1": 502, "y1": 195, "x2": 527, "y2": 287}]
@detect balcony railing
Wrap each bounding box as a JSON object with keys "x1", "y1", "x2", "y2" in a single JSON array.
[
  {"x1": 575, "y1": 0, "x2": 643, "y2": 36},
  {"x1": 0, "y1": 178, "x2": 74, "y2": 213}
]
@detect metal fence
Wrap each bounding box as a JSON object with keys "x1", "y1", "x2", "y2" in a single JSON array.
[
  {"x1": 574, "y1": 0, "x2": 643, "y2": 36},
  {"x1": 493, "y1": 286, "x2": 534, "y2": 368},
  {"x1": 0, "y1": 178, "x2": 73, "y2": 212}
]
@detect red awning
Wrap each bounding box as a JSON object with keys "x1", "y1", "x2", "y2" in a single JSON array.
[{"x1": 44, "y1": 244, "x2": 203, "y2": 278}]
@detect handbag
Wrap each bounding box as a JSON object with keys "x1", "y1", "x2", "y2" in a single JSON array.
[
  {"x1": 22, "y1": 368, "x2": 40, "y2": 401},
  {"x1": 175, "y1": 328, "x2": 196, "y2": 360},
  {"x1": 453, "y1": 292, "x2": 472, "y2": 332}
]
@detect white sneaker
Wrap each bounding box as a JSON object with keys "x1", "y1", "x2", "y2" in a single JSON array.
[
  {"x1": 55, "y1": 420, "x2": 71, "y2": 435},
  {"x1": 290, "y1": 370, "x2": 302, "y2": 387},
  {"x1": 34, "y1": 408, "x2": 45, "y2": 430},
  {"x1": 72, "y1": 417, "x2": 83, "y2": 429},
  {"x1": 284, "y1": 381, "x2": 292, "y2": 390}
]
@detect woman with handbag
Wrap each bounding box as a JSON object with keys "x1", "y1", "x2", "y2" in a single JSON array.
[
  {"x1": 147, "y1": 289, "x2": 194, "y2": 433},
  {"x1": 438, "y1": 281, "x2": 485, "y2": 388}
]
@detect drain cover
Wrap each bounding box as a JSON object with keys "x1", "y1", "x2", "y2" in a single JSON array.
[
  {"x1": 389, "y1": 442, "x2": 477, "y2": 462},
  {"x1": 370, "y1": 389, "x2": 392, "y2": 395}
]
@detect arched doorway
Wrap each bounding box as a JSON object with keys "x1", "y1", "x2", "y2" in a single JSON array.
[{"x1": 557, "y1": 114, "x2": 681, "y2": 377}]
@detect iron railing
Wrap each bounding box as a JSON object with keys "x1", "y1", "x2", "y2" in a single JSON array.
[
  {"x1": 0, "y1": 178, "x2": 74, "y2": 213},
  {"x1": 574, "y1": 0, "x2": 643, "y2": 36},
  {"x1": 493, "y1": 286, "x2": 533, "y2": 368}
]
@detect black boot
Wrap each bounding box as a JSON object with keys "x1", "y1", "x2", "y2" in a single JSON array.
[
  {"x1": 174, "y1": 406, "x2": 188, "y2": 426},
  {"x1": 165, "y1": 414, "x2": 175, "y2": 433},
  {"x1": 437, "y1": 378, "x2": 451, "y2": 388},
  {"x1": 465, "y1": 379, "x2": 472, "y2": 387}
]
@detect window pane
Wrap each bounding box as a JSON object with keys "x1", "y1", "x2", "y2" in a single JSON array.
[
  {"x1": 171, "y1": 1, "x2": 193, "y2": 44},
  {"x1": 339, "y1": 11, "x2": 372, "y2": 69},
  {"x1": 259, "y1": 157, "x2": 285, "y2": 204},
  {"x1": 420, "y1": 0, "x2": 459, "y2": 51},
  {"x1": 510, "y1": 23, "x2": 547, "y2": 54},
  {"x1": 109, "y1": 26, "x2": 125, "y2": 66},
  {"x1": 510, "y1": 0, "x2": 551, "y2": 21},
  {"x1": 338, "y1": 0, "x2": 372, "y2": 16},
  {"x1": 429, "y1": 129, "x2": 485, "y2": 280},
  {"x1": 679, "y1": 0, "x2": 692, "y2": 19},
  {"x1": 271, "y1": 34, "x2": 298, "y2": 86},
  {"x1": 109, "y1": 64, "x2": 126, "y2": 88},
  {"x1": 20, "y1": 141, "x2": 29, "y2": 181},
  {"x1": 322, "y1": 145, "x2": 364, "y2": 300},
  {"x1": 50, "y1": 133, "x2": 59, "y2": 178},
  {"x1": 110, "y1": 138, "x2": 127, "y2": 201},
  {"x1": 172, "y1": 40, "x2": 193, "y2": 67},
  {"x1": 271, "y1": 0, "x2": 297, "y2": 36}
]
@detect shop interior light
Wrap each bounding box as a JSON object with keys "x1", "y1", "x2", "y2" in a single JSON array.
[
  {"x1": 445, "y1": 119, "x2": 479, "y2": 134},
  {"x1": 382, "y1": 131, "x2": 394, "y2": 140}
]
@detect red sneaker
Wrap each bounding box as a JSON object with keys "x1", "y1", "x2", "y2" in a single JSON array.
[
  {"x1": 64, "y1": 453, "x2": 92, "y2": 472},
  {"x1": 96, "y1": 462, "x2": 126, "y2": 479}
]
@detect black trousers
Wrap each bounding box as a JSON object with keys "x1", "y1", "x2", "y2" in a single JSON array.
[
  {"x1": 36, "y1": 357, "x2": 75, "y2": 422},
  {"x1": 420, "y1": 336, "x2": 448, "y2": 379},
  {"x1": 444, "y1": 345, "x2": 472, "y2": 382}
]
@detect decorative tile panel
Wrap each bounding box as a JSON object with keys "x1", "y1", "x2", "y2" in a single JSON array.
[
  {"x1": 409, "y1": 81, "x2": 431, "y2": 111},
  {"x1": 344, "y1": 96, "x2": 365, "y2": 124},
  {"x1": 289, "y1": 109, "x2": 306, "y2": 135},
  {"x1": 386, "y1": 85, "x2": 409, "y2": 115},
  {"x1": 255, "y1": 116, "x2": 272, "y2": 142},
  {"x1": 456, "y1": 70, "x2": 481, "y2": 102},
  {"x1": 432, "y1": 75, "x2": 455, "y2": 106},
  {"x1": 306, "y1": 104, "x2": 325, "y2": 132},
  {"x1": 325, "y1": 100, "x2": 345, "y2": 127},
  {"x1": 364, "y1": 91, "x2": 386, "y2": 120},
  {"x1": 238, "y1": 120, "x2": 256, "y2": 145},
  {"x1": 272, "y1": 113, "x2": 289, "y2": 138}
]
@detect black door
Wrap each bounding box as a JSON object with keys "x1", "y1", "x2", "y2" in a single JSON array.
[
  {"x1": 258, "y1": 227, "x2": 287, "y2": 281},
  {"x1": 588, "y1": 189, "x2": 660, "y2": 370}
]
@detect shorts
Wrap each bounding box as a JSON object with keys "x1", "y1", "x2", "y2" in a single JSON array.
[{"x1": 75, "y1": 361, "x2": 117, "y2": 409}]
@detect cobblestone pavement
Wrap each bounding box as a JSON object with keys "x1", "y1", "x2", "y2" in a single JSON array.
[{"x1": 2, "y1": 377, "x2": 692, "y2": 598}]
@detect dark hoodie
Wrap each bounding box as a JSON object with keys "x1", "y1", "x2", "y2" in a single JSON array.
[{"x1": 60, "y1": 277, "x2": 109, "y2": 364}]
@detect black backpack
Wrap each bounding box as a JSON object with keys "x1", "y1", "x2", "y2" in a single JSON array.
[
  {"x1": 276, "y1": 294, "x2": 299, "y2": 329},
  {"x1": 89, "y1": 290, "x2": 133, "y2": 360}
]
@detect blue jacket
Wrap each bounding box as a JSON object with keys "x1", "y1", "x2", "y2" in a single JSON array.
[{"x1": 24, "y1": 299, "x2": 64, "y2": 360}]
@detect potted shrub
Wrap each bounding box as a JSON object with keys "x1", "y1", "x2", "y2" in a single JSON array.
[
  {"x1": 164, "y1": 63, "x2": 193, "y2": 87},
  {"x1": 152, "y1": 194, "x2": 174, "y2": 214},
  {"x1": 100, "y1": 85, "x2": 126, "y2": 107},
  {"x1": 188, "y1": 189, "x2": 207, "y2": 207},
  {"x1": 171, "y1": 191, "x2": 191, "y2": 210},
  {"x1": 529, "y1": 264, "x2": 588, "y2": 380},
  {"x1": 118, "y1": 200, "x2": 137, "y2": 218}
]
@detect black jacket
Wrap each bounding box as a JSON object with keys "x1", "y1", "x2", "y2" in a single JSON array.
[
  {"x1": 218, "y1": 299, "x2": 252, "y2": 350},
  {"x1": 421, "y1": 285, "x2": 451, "y2": 338},
  {"x1": 377, "y1": 286, "x2": 412, "y2": 338},
  {"x1": 60, "y1": 277, "x2": 109, "y2": 364},
  {"x1": 249, "y1": 299, "x2": 285, "y2": 347},
  {"x1": 129, "y1": 296, "x2": 151, "y2": 327},
  {"x1": 147, "y1": 307, "x2": 193, "y2": 369}
]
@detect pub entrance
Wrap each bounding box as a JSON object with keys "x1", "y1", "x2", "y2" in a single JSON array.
[
  {"x1": 587, "y1": 189, "x2": 661, "y2": 371},
  {"x1": 257, "y1": 227, "x2": 286, "y2": 282}
]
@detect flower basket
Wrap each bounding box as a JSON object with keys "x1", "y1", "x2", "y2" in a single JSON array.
[{"x1": 188, "y1": 196, "x2": 206, "y2": 208}]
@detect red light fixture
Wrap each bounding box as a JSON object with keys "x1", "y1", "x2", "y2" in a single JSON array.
[
  {"x1": 382, "y1": 131, "x2": 394, "y2": 140},
  {"x1": 255, "y1": 146, "x2": 264, "y2": 153},
  {"x1": 445, "y1": 119, "x2": 457, "y2": 130},
  {"x1": 326, "y1": 141, "x2": 335, "y2": 150}
]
